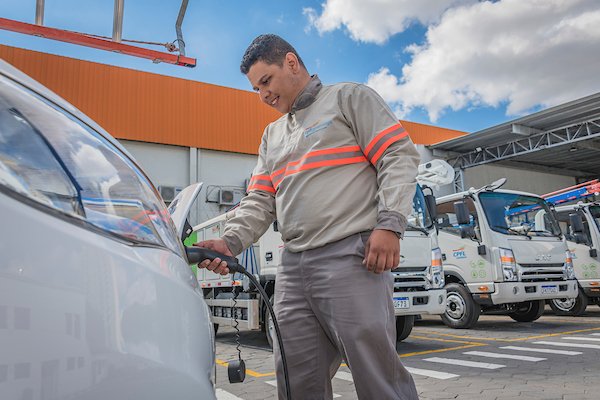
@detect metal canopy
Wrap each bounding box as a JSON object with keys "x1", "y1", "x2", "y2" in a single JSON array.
[{"x1": 430, "y1": 92, "x2": 600, "y2": 180}]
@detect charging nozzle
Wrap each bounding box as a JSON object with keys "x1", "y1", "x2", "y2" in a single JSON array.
[{"x1": 185, "y1": 246, "x2": 245, "y2": 274}]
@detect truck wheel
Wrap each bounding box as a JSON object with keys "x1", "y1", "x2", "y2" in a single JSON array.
[
  {"x1": 549, "y1": 288, "x2": 588, "y2": 316},
  {"x1": 508, "y1": 300, "x2": 545, "y2": 322},
  {"x1": 265, "y1": 295, "x2": 275, "y2": 349},
  {"x1": 396, "y1": 315, "x2": 415, "y2": 342},
  {"x1": 441, "y1": 283, "x2": 480, "y2": 329}
]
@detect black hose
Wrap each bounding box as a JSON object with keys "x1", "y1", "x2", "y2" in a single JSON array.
[{"x1": 186, "y1": 247, "x2": 292, "y2": 400}]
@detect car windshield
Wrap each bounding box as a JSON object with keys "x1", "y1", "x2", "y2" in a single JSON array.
[
  {"x1": 479, "y1": 191, "x2": 561, "y2": 237},
  {"x1": 407, "y1": 185, "x2": 434, "y2": 231}
]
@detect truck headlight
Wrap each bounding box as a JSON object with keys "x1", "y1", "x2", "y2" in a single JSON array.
[
  {"x1": 563, "y1": 251, "x2": 576, "y2": 280},
  {"x1": 500, "y1": 248, "x2": 518, "y2": 282},
  {"x1": 429, "y1": 248, "x2": 445, "y2": 288}
]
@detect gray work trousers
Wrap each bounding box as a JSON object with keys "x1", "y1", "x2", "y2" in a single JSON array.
[{"x1": 273, "y1": 232, "x2": 419, "y2": 400}]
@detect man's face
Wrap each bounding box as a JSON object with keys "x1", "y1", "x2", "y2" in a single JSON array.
[{"x1": 247, "y1": 58, "x2": 298, "y2": 114}]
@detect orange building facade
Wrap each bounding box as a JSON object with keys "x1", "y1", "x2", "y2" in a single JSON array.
[{"x1": 0, "y1": 44, "x2": 465, "y2": 154}]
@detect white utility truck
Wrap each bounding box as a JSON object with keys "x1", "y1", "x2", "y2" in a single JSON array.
[
  {"x1": 539, "y1": 181, "x2": 600, "y2": 315},
  {"x1": 191, "y1": 161, "x2": 452, "y2": 345},
  {"x1": 435, "y1": 178, "x2": 578, "y2": 328}
]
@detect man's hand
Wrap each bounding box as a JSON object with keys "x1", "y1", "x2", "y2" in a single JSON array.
[
  {"x1": 363, "y1": 229, "x2": 400, "y2": 274},
  {"x1": 193, "y1": 239, "x2": 234, "y2": 276}
]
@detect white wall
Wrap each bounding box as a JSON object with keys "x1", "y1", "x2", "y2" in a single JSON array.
[
  {"x1": 119, "y1": 140, "x2": 257, "y2": 225},
  {"x1": 120, "y1": 140, "x2": 190, "y2": 188},
  {"x1": 196, "y1": 149, "x2": 258, "y2": 223},
  {"x1": 463, "y1": 164, "x2": 576, "y2": 195}
]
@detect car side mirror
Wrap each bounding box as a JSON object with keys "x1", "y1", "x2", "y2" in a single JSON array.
[
  {"x1": 569, "y1": 213, "x2": 584, "y2": 233},
  {"x1": 424, "y1": 194, "x2": 437, "y2": 220},
  {"x1": 454, "y1": 201, "x2": 470, "y2": 225}
]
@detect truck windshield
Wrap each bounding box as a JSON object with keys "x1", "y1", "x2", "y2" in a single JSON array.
[
  {"x1": 407, "y1": 185, "x2": 433, "y2": 231},
  {"x1": 479, "y1": 192, "x2": 561, "y2": 237},
  {"x1": 590, "y1": 205, "x2": 600, "y2": 232}
]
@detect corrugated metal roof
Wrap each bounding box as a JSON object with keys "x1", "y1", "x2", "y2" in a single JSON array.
[
  {"x1": 0, "y1": 44, "x2": 464, "y2": 153},
  {"x1": 431, "y1": 92, "x2": 600, "y2": 152},
  {"x1": 429, "y1": 92, "x2": 600, "y2": 178}
]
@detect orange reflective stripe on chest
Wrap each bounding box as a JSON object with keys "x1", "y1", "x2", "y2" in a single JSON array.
[{"x1": 270, "y1": 145, "x2": 367, "y2": 190}]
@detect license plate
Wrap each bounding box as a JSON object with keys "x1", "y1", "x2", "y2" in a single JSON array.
[
  {"x1": 393, "y1": 297, "x2": 410, "y2": 309},
  {"x1": 541, "y1": 285, "x2": 558, "y2": 294}
]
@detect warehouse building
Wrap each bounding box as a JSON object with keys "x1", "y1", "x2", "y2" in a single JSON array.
[{"x1": 1, "y1": 44, "x2": 598, "y2": 224}]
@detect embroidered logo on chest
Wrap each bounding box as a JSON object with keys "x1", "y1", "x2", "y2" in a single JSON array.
[{"x1": 303, "y1": 119, "x2": 332, "y2": 138}]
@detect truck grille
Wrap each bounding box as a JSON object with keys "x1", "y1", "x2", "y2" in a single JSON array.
[
  {"x1": 518, "y1": 263, "x2": 564, "y2": 282},
  {"x1": 392, "y1": 266, "x2": 429, "y2": 292}
]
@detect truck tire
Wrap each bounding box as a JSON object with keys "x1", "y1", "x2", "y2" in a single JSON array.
[
  {"x1": 508, "y1": 300, "x2": 545, "y2": 322},
  {"x1": 441, "y1": 283, "x2": 480, "y2": 329},
  {"x1": 396, "y1": 315, "x2": 415, "y2": 342},
  {"x1": 549, "y1": 288, "x2": 588, "y2": 316}
]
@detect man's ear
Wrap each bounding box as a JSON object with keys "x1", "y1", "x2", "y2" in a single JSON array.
[{"x1": 285, "y1": 52, "x2": 299, "y2": 72}]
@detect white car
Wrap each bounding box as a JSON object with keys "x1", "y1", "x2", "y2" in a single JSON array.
[{"x1": 0, "y1": 59, "x2": 216, "y2": 400}]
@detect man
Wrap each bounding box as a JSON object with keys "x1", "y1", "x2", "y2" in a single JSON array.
[{"x1": 197, "y1": 34, "x2": 420, "y2": 399}]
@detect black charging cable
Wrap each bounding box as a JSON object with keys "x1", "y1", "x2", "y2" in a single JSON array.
[{"x1": 186, "y1": 247, "x2": 292, "y2": 400}]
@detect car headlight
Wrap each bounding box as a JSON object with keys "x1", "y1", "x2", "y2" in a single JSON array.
[
  {"x1": 429, "y1": 248, "x2": 445, "y2": 288},
  {"x1": 563, "y1": 251, "x2": 576, "y2": 280},
  {"x1": 500, "y1": 248, "x2": 518, "y2": 282}
]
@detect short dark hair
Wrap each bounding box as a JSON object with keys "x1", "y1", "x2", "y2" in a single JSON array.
[{"x1": 240, "y1": 34, "x2": 306, "y2": 74}]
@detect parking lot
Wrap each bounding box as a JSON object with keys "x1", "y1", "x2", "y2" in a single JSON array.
[{"x1": 214, "y1": 307, "x2": 600, "y2": 399}]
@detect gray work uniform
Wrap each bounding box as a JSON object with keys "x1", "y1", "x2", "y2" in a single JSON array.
[{"x1": 223, "y1": 76, "x2": 420, "y2": 399}]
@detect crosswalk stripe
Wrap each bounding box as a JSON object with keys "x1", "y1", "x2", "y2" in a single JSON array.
[
  {"x1": 404, "y1": 366, "x2": 460, "y2": 380},
  {"x1": 265, "y1": 380, "x2": 341, "y2": 398},
  {"x1": 499, "y1": 346, "x2": 582, "y2": 355},
  {"x1": 463, "y1": 351, "x2": 545, "y2": 362},
  {"x1": 590, "y1": 333, "x2": 600, "y2": 336},
  {"x1": 216, "y1": 388, "x2": 244, "y2": 400},
  {"x1": 334, "y1": 371, "x2": 354, "y2": 382},
  {"x1": 423, "y1": 357, "x2": 505, "y2": 369},
  {"x1": 561, "y1": 336, "x2": 600, "y2": 342},
  {"x1": 533, "y1": 341, "x2": 600, "y2": 349}
]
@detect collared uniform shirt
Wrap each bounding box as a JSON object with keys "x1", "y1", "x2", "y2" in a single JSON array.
[{"x1": 222, "y1": 76, "x2": 420, "y2": 254}]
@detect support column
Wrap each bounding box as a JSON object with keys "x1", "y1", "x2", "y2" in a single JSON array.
[{"x1": 453, "y1": 168, "x2": 465, "y2": 193}]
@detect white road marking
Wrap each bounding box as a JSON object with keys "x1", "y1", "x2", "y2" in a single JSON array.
[
  {"x1": 334, "y1": 371, "x2": 354, "y2": 382},
  {"x1": 265, "y1": 380, "x2": 341, "y2": 398},
  {"x1": 423, "y1": 357, "x2": 505, "y2": 369},
  {"x1": 463, "y1": 351, "x2": 545, "y2": 362},
  {"x1": 561, "y1": 336, "x2": 600, "y2": 342},
  {"x1": 533, "y1": 341, "x2": 600, "y2": 349},
  {"x1": 216, "y1": 389, "x2": 245, "y2": 400},
  {"x1": 590, "y1": 333, "x2": 600, "y2": 336},
  {"x1": 500, "y1": 346, "x2": 582, "y2": 356},
  {"x1": 404, "y1": 366, "x2": 460, "y2": 380}
]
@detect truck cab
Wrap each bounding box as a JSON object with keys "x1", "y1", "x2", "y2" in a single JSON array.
[
  {"x1": 436, "y1": 180, "x2": 578, "y2": 328},
  {"x1": 545, "y1": 202, "x2": 600, "y2": 314}
]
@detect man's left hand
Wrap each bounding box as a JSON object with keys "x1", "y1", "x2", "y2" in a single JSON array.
[{"x1": 363, "y1": 229, "x2": 400, "y2": 274}]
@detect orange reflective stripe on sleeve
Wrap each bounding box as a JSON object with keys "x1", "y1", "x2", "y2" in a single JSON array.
[
  {"x1": 247, "y1": 174, "x2": 275, "y2": 194},
  {"x1": 363, "y1": 123, "x2": 409, "y2": 165}
]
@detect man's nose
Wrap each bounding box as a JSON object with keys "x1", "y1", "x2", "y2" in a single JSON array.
[{"x1": 259, "y1": 89, "x2": 270, "y2": 103}]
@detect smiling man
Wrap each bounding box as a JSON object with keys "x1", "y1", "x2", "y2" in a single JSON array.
[{"x1": 196, "y1": 34, "x2": 420, "y2": 400}]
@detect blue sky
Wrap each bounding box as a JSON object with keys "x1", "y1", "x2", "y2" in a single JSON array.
[{"x1": 1, "y1": 0, "x2": 599, "y2": 133}]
